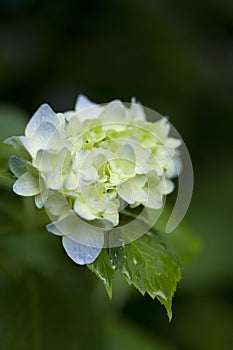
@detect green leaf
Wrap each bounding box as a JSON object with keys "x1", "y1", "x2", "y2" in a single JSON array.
[
  {"x1": 88, "y1": 222, "x2": 182, "y2": 320},
  {"x1": 109, "y1": 230, "x2": 181, "y2": 321},
  {"x1": 87, "y1": 248, "x2": 115, "y2": 299}
]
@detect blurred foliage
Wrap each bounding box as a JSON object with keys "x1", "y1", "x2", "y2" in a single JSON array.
[{"x1": 0, "y1": 0, "x2": 233, "y2": 349}]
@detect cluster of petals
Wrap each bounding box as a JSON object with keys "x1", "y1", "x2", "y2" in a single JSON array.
[{"x1": 5, "y1": 95, "x2": 182, "y2": 264}]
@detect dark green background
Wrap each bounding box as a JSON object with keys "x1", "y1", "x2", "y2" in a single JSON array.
[{"x1": 0, "y1": 1, "x2": 233, "y2": 349}]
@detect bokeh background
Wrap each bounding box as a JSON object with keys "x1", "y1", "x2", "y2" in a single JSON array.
[{"x1": 0, "y1": 0, "x2": 233, "y2": 349}]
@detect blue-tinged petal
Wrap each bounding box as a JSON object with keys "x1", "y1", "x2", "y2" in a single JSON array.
[
  {"x1": 75, "y1": 94, "x2": 97, "y2": 111},
  {"x1": 9, "y1": 156, "x2": 26, "y2": 177},
  {"x1": 4, "y1": 136, "x2": 31, "y2": 159},
  {"x1": 13, "y1": 172, "x2": 40, "y2": 196},
  {"x1": 33, "y1": 122, "x2": 59, "y2": 151},
  {"x1": 62, "y1": 236, "x2": 102, "y2": 265},
  {"x1": 25, "y1": 104, "x2": 60, "y2": 137},
  {"x1": 46, "y1": 212, "x2": 105, "y2": 248}
]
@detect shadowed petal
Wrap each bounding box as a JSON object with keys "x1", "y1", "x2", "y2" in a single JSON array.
[
  {"x1": 62, "y1": 236, "x2": 102, "y2": 265},
  {"x1": 25, "y1": 104, "x2": 61, "y2": 137},
  {"x1": 13, "y1": 172, "x2": 40, "y2": 196}
]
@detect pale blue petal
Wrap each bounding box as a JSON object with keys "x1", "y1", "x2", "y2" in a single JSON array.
[
  {"x1": 33, "y1": 122, "x2": 58, "y2": 149},
  {"x1": 46, "y1": 212, "x2": 105, "y2": 248},
  {"x1": 75, "y1": 94, "x2": 96, "y2": 111},
  {"x1": 9, "y1": 156, "x2": 26, "y2": 177},
  {"x1": 62, "y1": 236, "x2": 102, "y2": 265},
  {"x1": 25, "y1": 104, "x2": 60, "y2": 137}
]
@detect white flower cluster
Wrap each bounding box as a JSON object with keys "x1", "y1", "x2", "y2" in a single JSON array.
[{"x1": 5, "y1": 95, "x2": 182, "y2": 264}]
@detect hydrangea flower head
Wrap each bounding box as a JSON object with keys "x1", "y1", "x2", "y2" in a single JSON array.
[{"x1": 5, "y1": 95, "x2": 182, "y2": 265}]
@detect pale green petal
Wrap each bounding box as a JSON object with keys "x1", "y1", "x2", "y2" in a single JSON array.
[
  {"x1": 130, "y1": 175, "x2": 147, "y2": 187},
  {"x1": 108, "y1": 144, "x2": 135, "y2": 177},
  {"x1": 67, "y1": 116, "x2": 82, "y2": 136},
  {"x1": 73, "y1": 198, "x2": 97, "y2": 221},
  {"x1": 13, "y1": 172, "x2": 40, "y2": 196},
  {"x1": 103, "y1": 210, "x2": 119, "y2": 226}
]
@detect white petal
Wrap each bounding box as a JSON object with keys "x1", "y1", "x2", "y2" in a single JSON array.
[
  {"x1": 13, "y1": 172, "x2": 40, "y2": 196},
  {"x1": 144, "y1": 191, "x2": 163, "y2": 208},
  {"x1": 108, "y1": 144, "x2": 135, "y2": 176},
  {"x1": 118, "y1": 180, "x2": 147, "y2": 204},
  {"x1": 100, "y1": 100, "x2": 125, "y2": 123},
  {"x1": 62, "y1": 236, "x2": 102, "y2": 265},
  {"x1": 166, "y1": 137, "x2": 182, "y2": 149},
  {"x1": 117, "y1": 182, "x2": 135, "y2": 204},
  {"x1": 33, "y1": 122, "x2": 59, "y2": 150},
  {"x1": 75, "y1": 94, "x2": 103, "y2": 122},
  {"x1": 19, "y1": 136, "x2": 36, "y2": 158},
  {"x1": 47, "y1": 212, "x2": 105, "y2": 248},
  {"x1": 34, "y1": 178, "x2": 48, "y2": 208},
  {"x1": 129, "y1": 98, "x2": 146, "y2": 121},
  {"x1": 34, "y1": 148, "x2": 64, "y2": 172},
  {"x1": 63, "y1": 172, "x2": 79, "y2": 190},
  {"x1": 25, "y1": 104, "x2": 60, "y2": 137},
  {"x1": 75, "y1": 94, "x2": 97, "y2": 111},
  {"x1": 4, "y1": 136, "x2": 31, "y2": 158},
  {"x1": 9, "y1": 156, "x2": 26, "y2": 177},
  {"x1": 165, "y1": 156, "x2": 183, "y2": 178},
  {"x1": 143, "y1": 171, "x2": 164, "y2": 209},
  {"x1": 45, "y1": 191, "x2": 70, "y2": 219},
  {"x1": 79, "y1": 166, "x2": 98, "y2": 182}
]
